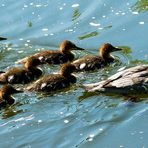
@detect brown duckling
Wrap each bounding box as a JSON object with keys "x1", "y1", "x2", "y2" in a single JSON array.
[
  {"x1": 0, "y1": 57, "x2": 43, "y2": 84},
  {"x1": 0, "y1": 85, "x2": 22, "y2": 108},
  {"x1": 26, "y1": 63, "x2": 76, "y2": 92},
  {"x1": 73, "y1": 43, "x2": 122, "y2": 71},
  {"x1": 17, "y1": 40, "x2": 85, "y2": 65}
]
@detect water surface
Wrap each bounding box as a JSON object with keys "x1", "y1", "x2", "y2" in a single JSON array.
[{"x1": 0, "y1": 0, "x2": 148, "y2": 147}]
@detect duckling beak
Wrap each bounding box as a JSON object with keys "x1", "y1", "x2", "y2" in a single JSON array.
[
  {"x1": 0, "y1": 37, "x2": 7, "y2": 41},
  {"x1": 73, "y1": 46, "x2": 85, "y2": 51},
  {"x1": 112, "y1": 47, "x2": 122, "y2": 52}
]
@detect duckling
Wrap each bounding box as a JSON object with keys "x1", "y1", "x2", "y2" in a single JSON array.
[
  {"x1": 83, "y1": 65, "x2": 148, "y2": 95},
  {"x1": 73, "y1": 43, "x2": 122, "y2": 71},
  {"x1": 0, "y1": 57, "x2": 43, "y2": 84},
  {"x1": 26, "y1": 63, "x2": 76, "y2": 92},
  {"x1": 0, "y1": 85, "x2": 22, "y2": 108},
  {"x1": 17, "y1": 40, "x2": 85, "y2": 65},
  {"x1": 0, "y1": 37, "x2": 7, "y2": 41}
]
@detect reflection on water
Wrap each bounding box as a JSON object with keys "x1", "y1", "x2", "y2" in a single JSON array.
[{"x1": 1, "y1": 108, "x2": 23, "y2": 119}]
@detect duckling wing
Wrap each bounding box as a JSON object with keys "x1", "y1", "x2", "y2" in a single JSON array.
[
  {"x1": 0, "y1": 72, "x2": 7, "y2": 84},
  {"x1": 27, "y1": 51, "x2": 70, "y2": 64},
  {"x1": 27, "y1": 74, "x2": 70, "y2": 92},
  {"x1": 73, "y1": 55, "x2": 104, "y2": 71},
  {"x1": 16, "y1": 50, "x2": 57, "y2": 64},
  {"x1": 42, "y1": 52, "x2": 70, "y2": 64},
  {"x1": 1, "y1": 67, "x2": 30, "y2": 84},
  {"x1": 0, "y1": 68, "x2": 23, "y2": 84}
]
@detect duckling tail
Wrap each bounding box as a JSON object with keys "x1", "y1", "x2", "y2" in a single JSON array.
[
  {"x1": 15, "y1": 57, "x2": 28, "y2": 64},
  {"x1": 0, "y1": 73, "x2": 7, "y2": 84}
]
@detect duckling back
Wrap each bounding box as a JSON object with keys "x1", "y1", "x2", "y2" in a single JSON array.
[{"x1": 27, "y1": 74, "x2": 72, "y2": 92}]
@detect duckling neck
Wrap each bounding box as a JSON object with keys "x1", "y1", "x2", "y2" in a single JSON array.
[
  {"x1": 61, "y1": 50, "x2": 74, "y2": 61},
  {"x1": 28, "y1": 67, "x2": 42, "y2": 77},
  {"x1": 2, "y1": 94, "x2": 14, "y2": 105},
  {"x1": 27, "y1": 66, "x2": 37, "y2": 70},
  {"x1": 101, "y1": 53, "x2": 115, "y2": 62},
  {"x1": 27, "y1": 66, "x2": 41, "y2": 72},
  {"x1": 6, "y1": 96, "x2": 15, "y2": 105},
  {"x1": 62, "y1": 73, "x2": 76, "y2": 83}
]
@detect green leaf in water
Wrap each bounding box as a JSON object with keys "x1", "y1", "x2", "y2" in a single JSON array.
[
  {"x1": 118, "y1": 46, "x2": 132, "y2": 55},
  {"x1": 28, "y1": 21, "x2": 33, "y2": 28},
  {"x1": 131, "y1": 0, "x2": 148, "y2": 12},
  {"x1": 72, "y1": 9, "x2": 81, "y2": 21},
  {"x1": 104, "y1": 25, "x2": 112, "y2": 29},
  {"x1": 78, "y1": 31, "x2": 99, "y2": 40}
]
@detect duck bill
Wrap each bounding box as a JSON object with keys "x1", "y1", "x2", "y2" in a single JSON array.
[
  {"x1": 0, "y1": 37, "x2": 7, "y2": 41},
  {"x1": 113, "y1": 47, "x2": 122, "y2": 52},
  {"x1": 74, "y1": 46, "x2": 85, "y2": 51}
]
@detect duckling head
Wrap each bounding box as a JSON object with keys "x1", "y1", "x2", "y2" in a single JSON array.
[
  {"x1": 60, "y1": 40, "x2": 85, "y2": 54},
  {"x1": 60, "y1": 63, "x2": 76, "y2": 76},
  {"x1": 0, "y1": 85, "x2": 22, "y2": 106},
  {"x1": 100, "y1": 43, "x2": 122, "y2": 60},
  {"x1": 24, "y1": 57, "x2": 43, "y2": 69}
]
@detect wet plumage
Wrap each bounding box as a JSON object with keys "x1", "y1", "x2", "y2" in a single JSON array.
[
  {"x1": 17, "y1": 40, "x2": 84, "y2": 65},
  {"x1": 73, "y1": 43, "x2": 122, "y2": 71},
  {"x1": 0, "y1": 57, "x2": 43, "y2": 84},
  {"x1": 0, "y1": 85, "x2": 22, "y2": 108},
  {"x1": 26, "y1": 63, "x2": 76, "y2": 92},
  {"x1": 83, "y1": 65, "x2": 148, "y2": 95}
]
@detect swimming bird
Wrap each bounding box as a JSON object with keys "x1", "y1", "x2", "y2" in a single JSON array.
[
  {"x1": 17, "y1": 40, "x2": 85, "y2": 65},
  {"x1": 0, "y1": 37, "x2": 7, "y2": 41},
  {"x1": 0, "y1": 57, "x2": 43, "y2": 84},
  {"x1": 0, "y1": 85, "x2": 22, "y2": 108},
  {"x1": 83, "y1": 65, "x2": 148, "y2": 95},
  {"x1": 73, "y1": 43, "x2": 122, "y2": 71},
  {"x1": 26, "y1": 63, "x2": 76, "y2": 92}
]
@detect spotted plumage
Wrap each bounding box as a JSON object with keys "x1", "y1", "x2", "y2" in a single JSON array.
[
  {"x1": 0, "y1": 57, "x2": 43, "y2": 84},
  {"x1": 26, "y1": 63, "x2": 76, "y2": 92},
  {"x1": 17, "y1": 40, "x2": 85, "y2": 65},
  {"x1": 73, "y1": 43, "x2": 122, "y2": 71},
  {"x1": 0, "y1": 85, "x2": 22, "y2": 108}
]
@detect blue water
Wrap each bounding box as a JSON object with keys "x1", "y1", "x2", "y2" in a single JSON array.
[{"x1": 0, "y1": 0, "x2": 148, "y2": 147}]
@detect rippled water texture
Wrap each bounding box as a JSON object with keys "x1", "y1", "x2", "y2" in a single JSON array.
[{"x1": 0, "y1": 0, "x2": 148, "y2": 147}]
